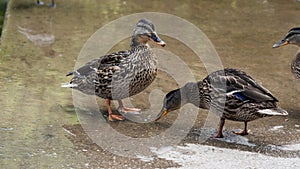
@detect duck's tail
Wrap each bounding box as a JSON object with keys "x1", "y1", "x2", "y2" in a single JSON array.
[
  {"x1": 258, "y1": 107, "x2": 288, "y2": 116},
  {"x1": 61, "y1": 71, "x2": 78, "y2": 88},
  {"x1": 61, "y1": 82, "x2": 78, "y2": 88},
  {"x1": 66, "y1": 71, "x2": 75, "y2": 76}
]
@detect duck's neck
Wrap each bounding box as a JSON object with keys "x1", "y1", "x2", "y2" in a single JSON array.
[
  {"x1": 293, "y1": 52, "x2": 300, "y2": 64},
  {"x1": 166, "y1": 88, "x2": 189, "y2": 112},
  {"x1": 183, "y1": 82, "x2": 206, "y2": 107},
  {"x1": 291, "y1": 52, "x2": 300, "y2": 79},
  {"x1": 166, "y1": 82, "x2": 208, "y2": 112},
  {"x1": 173, "y1": 82, "x2": 203, "y2": 108}
]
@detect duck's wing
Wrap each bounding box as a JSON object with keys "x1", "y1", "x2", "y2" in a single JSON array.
[
  {"x1": 63, "y1": 50, "x2": 130, "y2": 94},
  {"x1": 99, "y1": 51, "x2": 130, "y2": 66},
  {"x1": 66, "y1": 50, "x2": 130, "y2": 77},
  {"x1": 225, "y1": 68, "x2": 278, "y2": 102},
  {"x1": 207, "y1": 69, "x2": 278, "y2": 102}
]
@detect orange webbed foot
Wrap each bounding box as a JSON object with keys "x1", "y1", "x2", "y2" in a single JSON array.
[{"x1": 108, "y1": 114, "x2": 125, "y2": 122}]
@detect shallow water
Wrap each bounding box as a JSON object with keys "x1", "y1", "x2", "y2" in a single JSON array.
[{"x1": 0, "y1": 0, "x2": 300, "y2": 168}]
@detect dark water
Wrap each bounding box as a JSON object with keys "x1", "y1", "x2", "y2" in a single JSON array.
[{"x1": 0, "y1": 0, "x2": 300, "y2": 168}]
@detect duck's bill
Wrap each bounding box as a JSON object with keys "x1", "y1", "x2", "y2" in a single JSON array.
[
  {"x1": 155, "y1": 108, "x2": 169, "y2": 121},
  {"x1": 156, "y1": 41, "x2": 166, "y2": 47},
  {"x1": 151, "y1": 32, "x2": 166, "y2": 47},
  {"x1": 272, "y1": 39, "x2": 288, "y2": 48}
]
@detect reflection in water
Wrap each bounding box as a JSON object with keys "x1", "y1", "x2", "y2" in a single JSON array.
[
  {"x1": 18, "y1": 26, "x2": 55, "y2": 57},
  {"x1": 18, "y1": 26, "x2": 55, "y2": 47}
]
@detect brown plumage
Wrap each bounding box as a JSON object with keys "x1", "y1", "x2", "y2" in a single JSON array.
[
  {"x1": 155, "y1": 68, "x2": 288, "y2": 138},
  {"x1": 62, "y1": 19, "x2": 166, "y2": 121}
]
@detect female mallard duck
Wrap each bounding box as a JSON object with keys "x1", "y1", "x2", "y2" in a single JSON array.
[
  {"x1": 273, "y1": 27, "x2": 300, "y2": 80},
  {"x1": 62, "y1": 19, "x2": 166, "y2": 122},
  {"x1": 155, "y1": 68, "x2": 288, "y2": 138}
]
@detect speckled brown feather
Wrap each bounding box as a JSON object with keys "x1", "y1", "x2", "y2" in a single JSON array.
[{"x1": 67, "y1": 45, "x2": 157, "y2": 100}]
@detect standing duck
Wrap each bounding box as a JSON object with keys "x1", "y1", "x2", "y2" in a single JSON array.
[
  {"x1": 273, "y1": 27, "x2": 300, "y2": 80},
  {"x1": 155, "y1": 68, "x2": 288, "y2": 138},
  {"x1": 36, "y1": 0, "x2": 55, "y2": 7},
  {"x1": 62, "y1": 19, "x2": 166, "y2": 122}
]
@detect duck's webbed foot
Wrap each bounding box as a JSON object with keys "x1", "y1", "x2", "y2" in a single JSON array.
[
  {"x1": 233, "y1": 122, "x2": 249, "y2": 136},
  {"x1": 117, "y1": 100, "x2": 141, "y2": 114},
  {"x1": 118, "y1": 107, "x2": 141, "y2": 114},
  {"x1": 106, "y1": 99, "x2": 125, "y2": 122},
  {"x1": 212, "y1": 117, "x2": 225, "y2": 138},
  {"x1": 233, "y1": 129, "x2": 250, "y2": 136},
  {"x1": 108, "y1": 114, "x2": 125, "y2": 122},
  {"x1": 213, "y1": 132, "x2": 224, "y2": 138}
]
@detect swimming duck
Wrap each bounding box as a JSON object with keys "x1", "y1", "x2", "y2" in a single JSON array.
[
  {"x1": 273, "y1": 27, "x2": 300, "y2": 80},
  {"x1": 155, "y1": 68, "x2": 288, "y2": 138},
  {"x1": 62, "y1": 19, "x2": 166, "y2": 122}
]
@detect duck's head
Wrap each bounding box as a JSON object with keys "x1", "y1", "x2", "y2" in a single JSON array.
[
  {"x1": 131, "y1": 18, "x2": 166, "y2": 48},
  {"x1": 273, "y1": 27, "x2": 300, "y2": 48},
  {"x1": 155, "y1": 82, "x2": 199, "y2": 121},
  {"x1": 155, "y1": 88, "x2": 187, "y2": 121}
]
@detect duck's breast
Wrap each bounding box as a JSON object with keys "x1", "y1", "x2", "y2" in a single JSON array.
[{"x1": 106, "y1": 48, "x2": 158, "y2": 100}]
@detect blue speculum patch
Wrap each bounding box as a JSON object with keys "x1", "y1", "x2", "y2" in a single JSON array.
[{"x1": 233, "y1": 92, "x2": 248, "y2": 101}]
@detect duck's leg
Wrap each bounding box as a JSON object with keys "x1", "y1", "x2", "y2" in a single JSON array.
[
  {"x1": 214, "y1": 117, "x2": 225, "y2": 138},
  {"x1": 233, "y1": 121, "x2": 249, "y2": 135},
  {"x1": 117, "y1": 100, "x2": 141, "y2": 114},
  {"x1": 48, "y1": 0, "x2": 56, "y2": 7},
  {"x1": 36, "y1": 0, "x2": 44, "y2": 5},
  {"x1": 106, "y1": 99, "x2": 125, "y2": 122}
]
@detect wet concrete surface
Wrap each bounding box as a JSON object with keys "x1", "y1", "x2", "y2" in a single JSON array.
[{"x1": 0, "y1": 0, "x2": 300, "y2": 168}]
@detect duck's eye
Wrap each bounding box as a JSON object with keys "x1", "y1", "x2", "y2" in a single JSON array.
[{"x1": 139, "y1": 34, "x2": 150, "y2": 39}]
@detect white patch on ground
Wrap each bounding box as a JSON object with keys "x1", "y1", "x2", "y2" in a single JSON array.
[
  {"x1": 214, "y1": 132, "x2": 256, "y2": 147},
  {"x1": 192, "y1": 128, "x2": 256, "y2": 147},
  {"x1": 277, "y1": 143, "x2": 300, "y2": 151},
  {"x1": 135, "y1": 155, "x2": 154, "y2": 162},
  {"x1": 269, "y1": 125, "x2": 284, "y2": 131},
  {"x1": 150, "y1": 144, "x2": 300, "y2": 169}
]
